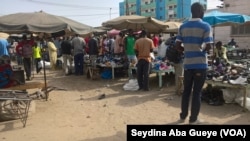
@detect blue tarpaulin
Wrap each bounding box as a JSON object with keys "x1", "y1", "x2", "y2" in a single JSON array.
[{"x1": 203, "y1": 10, "x2": 250, "y2": 27}]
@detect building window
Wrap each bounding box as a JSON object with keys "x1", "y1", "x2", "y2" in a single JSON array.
[
  {"x1": 129, "y1": 4, "x2": 135, "y2": 8},
  {"x1": 145, "y1": 1, "x2": 148, "y2": 4},
  {"x1": 203, "y1": 4, "x2": 207, "y2": 10},
  {"x1": 232, "y1": 25, "x2": 250, "y2": 35},
  {"x1": 151, "y1": 9, "x2": 154, "y2": 12},
  {"x1": 169, "y1": 6, "x2": 173, "y2": 10}
]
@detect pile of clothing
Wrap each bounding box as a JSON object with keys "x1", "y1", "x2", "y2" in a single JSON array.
[
  {"x1": 152, "y1": 56, "x2": 174, "y2": 71},
  {"x1": 0, "y1": 55, "x2": 16, "y2": 88},
  {"x1": 96, "y1": 54, "x2": 125, "y2": 68}
]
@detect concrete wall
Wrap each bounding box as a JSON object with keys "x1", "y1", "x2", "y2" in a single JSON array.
[{"x1": 215, "y1": 0, "x2": 250, "y2": 49}]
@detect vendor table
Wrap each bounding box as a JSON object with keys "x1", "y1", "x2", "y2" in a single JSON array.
[
  {"x1": 0, "y1": 90, "x2": 32, "y2": 127},
  {"x1": 98, "y1": 64, "x2": 124, "y2": 79},
  {"x1": 152, "y1": 68, "x2": 175, "y2": 88},
  {"x1": 128, "y1": 67, "x2": 175, "y2": 88},
  {"x1": 206, "y1": 80, "x2": 249, "y2": 111}
]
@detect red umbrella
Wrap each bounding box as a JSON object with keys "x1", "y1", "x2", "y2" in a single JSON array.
[{"x1": 107, "y1": 29, "x2": 120, "y2": 36}]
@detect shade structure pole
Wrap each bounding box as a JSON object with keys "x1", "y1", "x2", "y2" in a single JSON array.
[
  {"x1": 211, "y1": 27, "x2": 215, "y2": 70},
  {"x1": 42, "y1": 48, "x2": 48, "y2": 101},
  {"x1": 32, "y1": 56, "x2": 35, "y2": 79}
]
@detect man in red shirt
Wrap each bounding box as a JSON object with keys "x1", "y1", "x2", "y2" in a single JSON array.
[
  {"x1": 84, "y1": 35, "x2": 90, "y2": 54},
  {"x1": 16, "y1": 34, "x2": 34, "y2": 81},
  {"x1": 152, "y1": 34, "x2": 159, "y2": 48}
]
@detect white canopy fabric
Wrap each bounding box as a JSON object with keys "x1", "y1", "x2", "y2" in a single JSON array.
[
  {"x1": 102, "y1": 15, "x2": 169, "y2": 33},
  {"x1": 164, "y1": 21, "x2": 182, "y2": 33},
  {"x1": 0, "y1": 11, "x2": 93, "y2": 35},
  {"x1": 0, "y1": 32, "x2": 9, "y2": 39}
]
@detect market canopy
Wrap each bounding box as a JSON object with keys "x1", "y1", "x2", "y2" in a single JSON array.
[
  {"x1": 203, "y1": 10, "x2": 250, "y2": 27},
  {"x1": 164, "y1": 21, "x2": 182, "y2": 33},
  {"x1": 102, "y1": 15, "x2": 169, "y2": 33},
  {"x1": 0, "y1": 32, "x2": 9, "y2": 39},
  {"x1": 0, "y1": 11, "x2": 94, "y2": 35}
]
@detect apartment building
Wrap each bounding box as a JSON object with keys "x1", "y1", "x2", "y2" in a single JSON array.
[
  {"x1": 119, "y1": 0, "x2": 250, "y2": 48},
  {"x1": 119, "y1": 0, "x2": 207, "y2": 21}
]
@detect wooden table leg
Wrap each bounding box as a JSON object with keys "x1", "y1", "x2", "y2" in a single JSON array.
[
  {"x1": 158, "y1": 72, "x2": 162, "y2": 88},
  {"x1": 112, "y1": 67, "x2": 115, "y2": 79},
  {"x1": 243, "y1": 87, "x2": 247, "y2": 112},
  {"x1": 178, "y1": 76, "x2": 184, "y2": 95},
  {"x1": 128, "y1": 67, "x2": 132, "y2": 79}
]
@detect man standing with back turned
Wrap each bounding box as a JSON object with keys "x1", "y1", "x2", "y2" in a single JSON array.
[
  {"x1": 175, "y1": 2, "x2": 213, "y2": 124},
  {"x1": 135, "y1": 30, "x2": 154, "y2": 91},
  {"x1": 71, "y1": 34, "x2": 85, "y2": 75}
]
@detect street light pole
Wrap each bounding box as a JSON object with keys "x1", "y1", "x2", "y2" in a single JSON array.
[{"x1": 110, "y1": 8, "x2": 112, "y2": 19}]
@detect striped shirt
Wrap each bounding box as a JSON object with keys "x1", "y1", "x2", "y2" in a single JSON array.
[{"x1": 176, "y1": 18, "x2": 213, "y2": 69}]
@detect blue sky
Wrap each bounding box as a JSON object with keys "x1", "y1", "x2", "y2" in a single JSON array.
[{"x1": 1, "y1": 0, "x2": 222, "y2": 27}]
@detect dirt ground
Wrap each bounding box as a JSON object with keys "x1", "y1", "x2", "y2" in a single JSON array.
[{"x1": 0, "y1": 69, "x2": 250, "y2": 141}]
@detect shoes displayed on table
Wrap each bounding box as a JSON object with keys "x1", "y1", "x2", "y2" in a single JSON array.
[{"x1": 229, "y1": 76, "x2": 247, "y2": 85}]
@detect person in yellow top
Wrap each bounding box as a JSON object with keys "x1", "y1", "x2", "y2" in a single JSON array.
[
  {"x1": 32, "y1": 42, "x2": 42, "y2": 74},
  {"x1": 213, "y1": 41, "x2": 229, "y2": 63}
]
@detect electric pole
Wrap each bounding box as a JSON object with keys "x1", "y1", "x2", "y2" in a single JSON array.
[{"x1": 110, "y1": 8, "x2": 112, "y2": 19}]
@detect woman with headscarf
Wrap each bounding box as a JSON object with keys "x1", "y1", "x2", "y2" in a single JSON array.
[{"x1": 47, "y1": 37, "x2": 57, "y2": 70}]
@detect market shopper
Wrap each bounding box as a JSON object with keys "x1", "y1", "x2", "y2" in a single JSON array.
[
  {"x1": 165, "y1": 35, "x2": 184, "y2": 95},
  {"x1": 88, "y1": 34, "x2": 99, "y2": 67},
  {"x1": 47, "y1": 37, "x2": 58, "y2": 71},
  {"x1": 114, "y1": 32, "x2": 124, "y2": 54},
  {"x1": 214, "y1": 41, "x2": 229, "y2": 63},
  {"x1": 16, "y1": 34, "x2": 34, "y2": 81},
  {"x1": 32, "y1": 42, "x2": 42, "y2": 74},
  {"x1": 175, "y1": 2, "x2": 213, "y2": 124},
  {"x1": 134, "y1": 30, "x2": 154, "y2": 91},
  {"x1": 0, "y1": 38, "x2": 9, "y2": 56},
  {"x1": 228, "y1": 38, "x2": 237, "y2": 47},
  {"x1": 61, "y1": 36, "x2": 73, "y2": 75},
  {"x1": 71, "y1": 34, "x2": 86, "y2": 75},
  {"x1": 124, "y1": 29, "x2": 137, "y2": 65}
]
